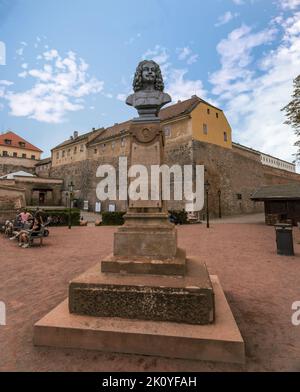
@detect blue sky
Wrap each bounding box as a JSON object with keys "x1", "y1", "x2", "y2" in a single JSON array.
[{"x1": 0, "y1": 0, "x2": 300, "y2": 164}]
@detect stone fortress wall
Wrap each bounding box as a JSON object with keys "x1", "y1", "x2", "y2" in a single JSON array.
[{"x1": 50, "y1": 134, "x2": 300, "y2": 217}]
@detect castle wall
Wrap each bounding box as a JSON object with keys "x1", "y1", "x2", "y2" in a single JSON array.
[
  {"x1": 0, "y1": 156, "x2": 37, "y2": 177},
  {"x1": 50, "y1": 136, "x2": 300, "y2": 217}
]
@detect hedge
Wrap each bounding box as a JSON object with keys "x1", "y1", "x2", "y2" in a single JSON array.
[
  {"x1": 28, "y1": 208, "x2": 81, "y2": 226},
  {"x1": 101, "y1": 211, "x2": 126, "y2": 226}
]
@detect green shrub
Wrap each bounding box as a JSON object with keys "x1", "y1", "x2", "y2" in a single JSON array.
[
  {"x1": 28, "y1": 208, "x2": 81, "y2": 226},
  {"x1": 101, "y1": 211, "x2": 126, "y2": 226},
  {"x1": 168, "y1": 210, "x2": 189, "y2": 225}
]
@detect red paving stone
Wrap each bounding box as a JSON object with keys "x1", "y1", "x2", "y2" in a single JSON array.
[{"x1": 1, "y1": 223, "x2": 300, "y2": 371}]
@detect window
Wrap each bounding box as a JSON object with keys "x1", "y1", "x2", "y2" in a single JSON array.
[
  {"x1": 13, "y1": 152, "x2": 17, "y2": 157},
  {"x1": 121, "y1": 137, "x2": 125, "y2": 147},
  {"x1": 67, "y1": 149, "x2": 71, "y2": 156},
  {"x1": 56, "y1": 151, "x2": 59, "y2": 159},
  {"x1": 203, "y1": 124, "x2": 208, "y2": 135},
  {"x1": 237, "y1": 194, "x2": 242, "y2": 200},
  {"x1": 94, "y1": 148, "x2": 97, "y2": 154},
  {"x1": 74, "y1": 146, "x2": 77, "y2": 154},
  {"x1": 164, "y1": 126, "x2": 171, "y2": 137},
  {"x1": 4, "y1": 139, "x2": 11, "y2": 145},
  {"x1": 80, "y1": 144, "x2": 84, "y2": 152},
  {"x1": 19, "y1": 142, "x2": 25, "y2": 148},
  {"x1": 102, "y1": 143, "x2": 106, "y2": 149},
  {"x1": 2, "y1": 151, "x2": 8, "y2": 156},
  {"x1": 62, "y1": 150, "x2": 65, "y2": 158},
  {"x1": 31, "y1": 155, "x2": 35, "y2": 160},
  {"x1": 216, "y1": 113, "x2": 219, "y2": 118},
  {"x1": 207, "y1": 108, "x2": 210, "y2": 114},
  {"x1": 22, "y1": 153, "x2": 26, "y2": 158},
  {"x1": 224, "y1": 131, "x2": 228, "y2": 142}
]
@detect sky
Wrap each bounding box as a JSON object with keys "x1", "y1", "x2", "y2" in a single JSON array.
[{"x1": 0, "y1": 0, "x2": 300, "y2": 166}]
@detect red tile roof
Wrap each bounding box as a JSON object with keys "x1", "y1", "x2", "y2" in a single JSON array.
[
  {"x1": 159, "y1": 96, "x2": 222, "y2": 122},
  {"x1": 0, "y1": 131, "x2": 43, "y2": 152}
]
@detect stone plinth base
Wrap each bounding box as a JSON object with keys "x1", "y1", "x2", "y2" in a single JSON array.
[
  {"x1": 114, "y1": 213, "x2": 178, "y2": 259},
  {"x1": 102, "y1": 248, "x2": 186, "y2": 276},
  {"x1": 34, "y1": 276, "x2": 245, "y2": 364},
  {"x1": 69, "y1": 259, "x2": 214, "y2": 325}
]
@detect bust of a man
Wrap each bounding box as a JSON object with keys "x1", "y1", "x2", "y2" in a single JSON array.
[{"x1": 126, "y1": 60, "x2": 171, "y2": 121}]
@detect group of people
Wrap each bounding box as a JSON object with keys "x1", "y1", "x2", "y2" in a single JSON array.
[{"x1": 6, "y1": 208, "x2": 45, "y2": 248}]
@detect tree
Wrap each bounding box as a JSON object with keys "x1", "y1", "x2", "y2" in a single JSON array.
[{"x1": 282, "y1": 75, "x2": 300, "y2": 161}]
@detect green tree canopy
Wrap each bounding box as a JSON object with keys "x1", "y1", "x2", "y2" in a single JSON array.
[{"x1": 282, "y1": 75, "x2": 300, "y2": 162}]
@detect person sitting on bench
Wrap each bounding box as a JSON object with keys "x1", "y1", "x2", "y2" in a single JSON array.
[{"x1": 18, "y1": 216, "x2": 42, "y2": 248}]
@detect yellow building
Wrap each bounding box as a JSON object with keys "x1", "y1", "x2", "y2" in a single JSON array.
[
  {"x1": 0, "y1": 131, "x2": 42, "y2": 160},
  {"x1": 51, "y1": 129, "x2": 104, "y2": 167},
  {"x1": 159, "y1": 95, "x2": 232, "y2": 149}
]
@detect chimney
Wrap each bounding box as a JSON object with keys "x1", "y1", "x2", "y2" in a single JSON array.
[
  {"x1": 92, "y1": 127, "x2": 96, "y2": 132},
  {"x1": 73, "y1": 131, "x2": 79, "y2": 139}
]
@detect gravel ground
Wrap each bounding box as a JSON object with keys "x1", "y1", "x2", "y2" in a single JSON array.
[{"x1": 0, "y1": 222, "x2": 300, "y2": 372}]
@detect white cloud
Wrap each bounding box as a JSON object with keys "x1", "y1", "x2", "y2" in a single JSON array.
[
  {"x1": 2, "y1": 49, "x2": 104, "y2": 123},
  {"x1": 167, "y1": 69, "x2": 206, "y2": 102},
  {"x1": 210, "y1": 24, "x2": 277, "y2": 98},
  {"x1": 125, "y1": 33, "x2": 142, "y2": 45},
  {"x1": 18, "y1": 71, "x2": 27, "y2": 78},
  {"x1": 16, "y1": 47, "x2": 24, "y2": 56},
  {"x1": 141, "y1": 45, "x2": 206, "y2": 103},
  {"x1": 0, "y1": 80, "x2": 14, "y2": 86},
  {"x1": 279, "y1": 0, "x2": 300, "y2": 10},
  {"x1": 116, "y1": 93, "x2": 127, "y2": 102},
  {"x1": 210, "y1": 14, "x2": 300, "y2": 163},
  {"x1": 0, "y1": 81, "x2": 13, "y2": 100},
  {"x1": 215, "y1": 11, "x2": 239, "y2": 27},
  {"x1": 177, "y1": 47, "x2": 199, "y2": 65}
]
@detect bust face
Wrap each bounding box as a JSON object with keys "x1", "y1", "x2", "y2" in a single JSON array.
[{"x1": 141, "y1": 62, "x2": 156, "y2": 84}]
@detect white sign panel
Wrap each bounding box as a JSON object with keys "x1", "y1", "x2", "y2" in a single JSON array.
[{"x1": 108, "y1": 203, "x2": 116, "y2": 212}]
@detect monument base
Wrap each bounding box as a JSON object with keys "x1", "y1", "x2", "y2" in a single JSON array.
[
  {"x1": 102, "y1": 247, "x2": 186, "y2": 276},
  {"x1": 69, "y1": 258, "x2": 214, "y2": 325},
  {"x1": 34, "y1": 275, "x2": 245, "y2": 364}
]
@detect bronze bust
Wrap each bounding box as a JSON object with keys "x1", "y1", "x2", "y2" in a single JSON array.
[{"x1": 126, "y1": 60, "x2": 171, "y2": 122}]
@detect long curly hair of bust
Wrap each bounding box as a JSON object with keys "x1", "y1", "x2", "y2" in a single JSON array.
[{"x1": 133, "y1": 60, "x2": 164, "y2": 92}]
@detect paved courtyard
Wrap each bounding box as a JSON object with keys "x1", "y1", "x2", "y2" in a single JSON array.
[{"x1": 0, "y1": 221, "x2": 300, "y2": 372}]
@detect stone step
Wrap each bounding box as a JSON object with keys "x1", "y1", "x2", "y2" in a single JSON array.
[{"x1": 69, "y1": 258, "x2": 214, "y2": 325}]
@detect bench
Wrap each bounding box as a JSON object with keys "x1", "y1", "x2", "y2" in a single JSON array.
[{"x1": 27, "y1": 225, "x2": 47, "y2": 247}]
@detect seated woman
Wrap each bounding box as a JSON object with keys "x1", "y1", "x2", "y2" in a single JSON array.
[{"x1": 18, "y1": 216, "x2": 42, "y2": 248}]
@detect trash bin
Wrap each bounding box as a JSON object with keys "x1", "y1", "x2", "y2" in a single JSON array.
[{"x1": 275, "y1": 223, "x2": 294, "y2": 256}]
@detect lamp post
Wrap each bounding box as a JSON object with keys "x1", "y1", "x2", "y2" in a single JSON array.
[
  {"x1": 218, "y1": 189, "x2": 222, "y2": 219},
  {"x1": 68, "y1": 181, "x2": 74, "y2": 230},
  {"x1": 204, "y1": 180, "x2": 210, "y2": 229}
]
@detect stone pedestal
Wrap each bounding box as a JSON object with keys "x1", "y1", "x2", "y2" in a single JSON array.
[
  {"x1": 106, "y1": 120, "x2": 187, "y2": 276},
  {"x1": 69, "y1": 259, "x2": 214, "y2": 325},
  {"x1": 34, "y1": 275, "x2": 245, "y2": 364}
]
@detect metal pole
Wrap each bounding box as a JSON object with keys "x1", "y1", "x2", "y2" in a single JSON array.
[
  {"x1": 218, "y1": 190, "x2": 222, "y2": 219},
  {"x1": 68, "y1": 192, "x2": 71, "y2": 229},
  {"x1": 206, "y1": 189, "x2": 209, "y2": 228}
]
